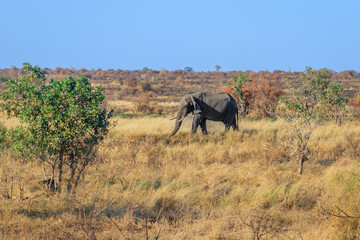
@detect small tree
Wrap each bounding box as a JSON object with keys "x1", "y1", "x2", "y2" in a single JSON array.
[
  {"x1": 278, "y1": 67, "x2": 342, "y2": 174},
  {"x1": 133, "y1": 93, "x2": 154, "y2": 113},
  {"x1": 139, "y1": 81, "x2": 152, "y2": 92},
  {"x1": 227, "y1": 71, "x2": 252, "y2": 115},
  {"x1": 245, "y1": 76, "x2": 284, "y2": 116},
  {"x1": 184, "y1": 67, "x2": 194, "y2": 72},
  {"x1": 215, "y1": 65, "x2": 221, "y2": 72},
  {"x1": 320, "y1": 83, "x2": 348, "y2": 125},
  {"x1": 0, "y1": 63, "x2": 113, "y2": 193}
]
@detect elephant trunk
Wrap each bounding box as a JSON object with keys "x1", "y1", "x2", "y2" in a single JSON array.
[
  {"x1": 170, "y1": 121, "x2": 182, "y2": 136},
  {"x1": 170, "y1": 109, "x2": 186, "y2": 136}
]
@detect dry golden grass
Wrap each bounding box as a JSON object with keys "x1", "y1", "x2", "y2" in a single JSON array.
[
  {"x1": 106, "y1": 100, "x2": 178, "y2": 116},
  {"x1": 0, "y1": 114, "x2": 360, "y2": 239},
  {"x1": 0, "y1": 112, "x2": 21, "y2": 129}
]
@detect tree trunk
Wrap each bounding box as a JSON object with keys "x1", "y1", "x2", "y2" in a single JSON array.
[
  {"x1": 57, "y1": 151, "x2": 64, "y2": 192},
  {"x1": 299, "y1": 154, "x2": 305, "y2": 175},
  {"x1": 67, "y1": 152, "x2": 76, "y2": 194},
  {"x1": 73, "y1": 144, "x2": 95, "y2": 193}
]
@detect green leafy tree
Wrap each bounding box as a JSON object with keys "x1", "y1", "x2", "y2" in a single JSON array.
[
  {"x1": 184, "y1": 67, "x2": 194, "y2": 72},
  {"x1": 279, "y1": 67, "x2": 346, "y2": 174},
  {"x1": 227, "y1": 71, "x2": 252, "y2": 115},
  {"x1": 0, "y1": 63, "x2": 113, "y2": 193},
  {"x1": 320, "y1": 83, "x2": 348, "y2": 125}
]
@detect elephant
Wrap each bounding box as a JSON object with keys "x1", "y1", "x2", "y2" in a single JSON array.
[{"x1": 170, "y1": 92, "x2": 238, "y2": 136}]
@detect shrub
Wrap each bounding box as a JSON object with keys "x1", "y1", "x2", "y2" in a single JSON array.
[
  {"x1": 349, "y1": 94, "x2": 360, "y2": 106},
  {"x1": 124, "y1": 77, "x2": 137, "y2": 87},
  {"x1": 0, "y1": 63, "x2": 113, "y2": 193},
  {"x1": 139, "y1": 81, "x2": 152, "y2": 92},
  {"x1": 133, "y1": 93, "x2": 155, "y2": 113},
  {"x1": 246, "y1": 76, "x2": 284, "y2": 116},
  {"x1": 348, "y1": 93, "x2": 360, "y2": 118}
]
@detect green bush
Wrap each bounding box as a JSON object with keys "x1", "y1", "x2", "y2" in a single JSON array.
[{"x1": 0, "y1": 63, "x2": 113, "y2": 193}]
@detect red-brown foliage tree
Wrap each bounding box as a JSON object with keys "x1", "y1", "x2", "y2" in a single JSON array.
[
  {"x1": 246, "y1": 76, "x2": 284, "y2": 116},
  {"x1": 220, "y1": 72, "x2": 284, "y2": 117},
  {"x1": 348, "y1": 93, "x2": 360, "y2": 117}
]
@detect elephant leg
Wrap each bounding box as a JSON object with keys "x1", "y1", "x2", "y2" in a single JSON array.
[
  {"x1": 224, "y1": 113, "x2": 236, "y2": 133},
  {"x1": 200, "y1": 119, "x2": 208, "y2": 135},
  {"x1": 191, "y1": 115, "x2": 202, "y2": 134},
  {"x1": 224, "y1": 124, "x2": 231, "y2": 132},
  {"x1": 232, "y1": 117, "x2": 238, "y2": 131}
]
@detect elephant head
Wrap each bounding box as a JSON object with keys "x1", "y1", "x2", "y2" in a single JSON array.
[{"x1": 170, "y1": 95, "x2": 201, "y2": 136}]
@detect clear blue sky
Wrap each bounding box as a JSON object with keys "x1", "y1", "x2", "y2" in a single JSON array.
[{"x1": 1, "y1": 0, "x2": 359, "y2": 72}]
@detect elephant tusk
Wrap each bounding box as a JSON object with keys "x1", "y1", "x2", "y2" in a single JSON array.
[
  {"x1": 176, "y1": 116, "x2": 185, "y2": 122},
  {"x1": 169, "y1": 116, "x2": 177, "y2": 120}
]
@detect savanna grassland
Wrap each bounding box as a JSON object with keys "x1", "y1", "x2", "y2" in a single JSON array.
[
  {"x1": 1, "y1": 106, "x2": 360, "y2": 239},
  {"x1": 1, "y1": 67, "x2": 360, "y2": 240}
]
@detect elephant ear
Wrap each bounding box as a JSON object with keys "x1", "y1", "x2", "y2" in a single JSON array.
[{"x1": 190, "y1": 96, "x2": 202, "y2": 114}]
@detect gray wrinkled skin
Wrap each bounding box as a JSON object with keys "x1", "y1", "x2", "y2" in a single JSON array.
[{"x1": 170, "y1": 92, "x2": 238, "y2": 136}]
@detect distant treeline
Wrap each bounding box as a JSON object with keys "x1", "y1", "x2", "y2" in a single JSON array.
[{"x1": 0, "y1": 67, "x2": 359, "y2": 101}]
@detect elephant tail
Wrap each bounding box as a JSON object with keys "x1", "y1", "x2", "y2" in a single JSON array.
[{"x1": 236, "y1": 108, "x2": 239, "y2": 128}]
